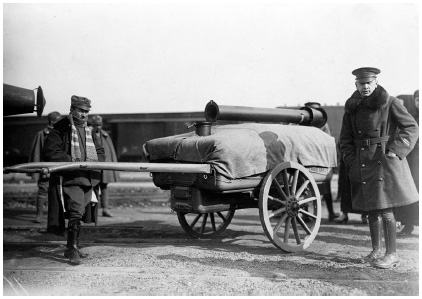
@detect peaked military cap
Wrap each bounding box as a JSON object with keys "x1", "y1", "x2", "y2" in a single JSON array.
[
  {"x1": 352, "y1": 67, "x2": 380, "y2": 82},
  {"x1": 71, "y1": 95, "x2": 91, "y2": 110}
]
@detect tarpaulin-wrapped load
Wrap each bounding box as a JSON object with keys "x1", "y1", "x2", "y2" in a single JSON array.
[{"x1": 144, "y1": 123, "x2": 337, "y2": 190}]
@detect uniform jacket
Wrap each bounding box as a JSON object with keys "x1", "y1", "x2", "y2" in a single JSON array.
[
  {"x1": 97, "y1": 129, "x2": 120, "y2": 184},
  {"x1": 42, "y1": 117, "x2": 106, "y2": 235},
  {"x1": 339, "y1": 85, "x2": 419, "y2": 211},
  {"x1": 28, "y1": 126, "x2": 52, "y2": 181}
]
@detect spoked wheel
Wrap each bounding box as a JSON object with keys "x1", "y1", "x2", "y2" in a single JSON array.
[
  {"x1": 177, "y1": 209, "x2": 235, "y2": 239},
  {"x1": 259, "y1": 162, "x2": 321, "y2": 253}
]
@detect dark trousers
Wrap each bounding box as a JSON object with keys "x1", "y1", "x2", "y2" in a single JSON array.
[
  {"x1": 99, "y1": 183, "x2": 109, "y2": 209},
  {"x1": 63, "y1": 185, "x2": 94, "y2": 223}
]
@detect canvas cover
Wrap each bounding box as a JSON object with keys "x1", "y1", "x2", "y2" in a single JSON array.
[{"x1": 144, "y1": 123, "x2": 337, "y2": 179}]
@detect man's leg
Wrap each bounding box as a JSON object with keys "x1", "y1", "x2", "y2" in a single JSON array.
[
  {"x1": 62, "y1": 185, "x2": 89, "y2": 264},
  {"x1": 362, "y1": 211, "x2": 383, "y2": 263},
  {"x1": 373, "y1": 209, "x2": 399, "y2": 269},
  {"x1": 34, "y1": 178, "x2": 49, "y2": 223},
  {"x1": 100, "y1": 183, "x2": 113, "y2": 217}
]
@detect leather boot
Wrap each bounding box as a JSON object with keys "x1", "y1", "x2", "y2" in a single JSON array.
[
  {"x1": 373, "y1": 218, "x2": 399, "y2": 269},
  {"x1": 64, "y1": 222, "x2": 82, "y2": 265},
  {"x1": 65, "y1": 223, "x2": 88, "y2": 259},
  {"x1": 362, "y1": 215, "x2": 383, "y2": 263},
  {"x1": 76, "y1": 224, "x2": 89, "y2": 258}
]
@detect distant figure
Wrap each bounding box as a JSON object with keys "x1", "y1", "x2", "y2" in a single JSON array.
[
  {"x1": 394, "y1": 89, "x2": 419, "y2": 236},
  {"x1": 340, "y1": 67, "x2": 418, "y2": 269},
  {"x1": 90, "y1": 114, "x2": 120, "y2": 217},
  {"x1": 304, "y1": 102, "x2": 339, "y2": 222},
  {"x1": 28, "y1": 111, "x2": 62, "y2": 223},
  {"x1": 43, "y1": 95, "x2": 105, "y2": 265}
]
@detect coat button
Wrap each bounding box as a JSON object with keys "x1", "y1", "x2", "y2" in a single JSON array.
[
  {"x1": 375, "y1": 128, "x2": 379, "y2": 131},
  {"x1": 358, "y1": 130, "x2": 362, "y2": 134},
  {"x1": 362, "y1": 164, "x2": 365, "y2": 167},
  {"x1": 361, "y1": 148, "x2": 365, "y2": 151},
  {"x1": 362, "y1": 181, "x2": 366, "y2": 185},
  {"x1": 377, "y1": 144, "x2": 381, "y2": 148},
  {"x1": 379, "y1": 178, "x2": 383, "y2": 181},
  {"x1": 378, "y1": 161, "x2": 382, "y2": 164}
]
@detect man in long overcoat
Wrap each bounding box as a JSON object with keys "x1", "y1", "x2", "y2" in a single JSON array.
[
  {"x1": 90, "y1": 114, "x2": 120, "y2": 217},
  {"x1": 42, "y1": 96, "x2": 105, "y2": 265},
  {"x1": 28, "y1": 111, "x2": 61, "y2": 222},
  {"x1": 394, "y1": 89, "x2": 419, "y2": 236},
  {"x1": 340, "y1": 67, "x2": 418, "y2": 269}
]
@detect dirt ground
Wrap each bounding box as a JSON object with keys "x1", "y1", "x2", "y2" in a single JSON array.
[{"x1": 2, "y1": 201, "x2": 419, "y2": 296}]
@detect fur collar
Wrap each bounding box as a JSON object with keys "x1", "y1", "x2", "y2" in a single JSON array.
[{"x1": 345, "y1": 85, "x2": 389, "y2": 114}]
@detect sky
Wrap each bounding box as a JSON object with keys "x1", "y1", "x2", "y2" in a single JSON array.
[{"x1": 2, "y1": 1, "x2": 420, "y2": 115}]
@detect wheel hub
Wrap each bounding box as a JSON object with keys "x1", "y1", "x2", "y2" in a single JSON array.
[{"x1": 286, "y1": 196, "x2": 300, "y2": 217}]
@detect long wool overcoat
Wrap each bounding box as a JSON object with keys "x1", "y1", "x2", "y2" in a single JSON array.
[
  {"x1": 97, "y1": 129, "x2": 120, "y2": 184},
  {"x1": 339, "y1": 85, "x2": 419, "y2": 212},
  {"x1": 42, "y1": 117, "x2": 106, "y2": 235}
]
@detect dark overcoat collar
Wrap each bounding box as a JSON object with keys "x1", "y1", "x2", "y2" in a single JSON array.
[{"x1": 345, "y1": 85, "x2": 389, "y2": 114}]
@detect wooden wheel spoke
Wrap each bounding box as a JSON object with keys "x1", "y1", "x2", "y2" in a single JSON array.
[
  {"x1": 190, "y1": 214, "x2": 202, "y2": 228},
  {"x1": 200, "y1": 213, "x2": 208, "y2": 234},
  {"x1": 273, "y1": 180, "x2": 288, "y2": 201},
  {"x1": 269, "y1": 207, "x2": 287, "y2": 218},
  {"x1": 297, "y1": 215, "x2": 312, "y2": 235},
  {"x1": 216, "y1": 212, "x2": 227, "y2": 222},
  {"x1": 273, "y1": 213, "x2": 288, "y2": 233},
  {"x1": 291, "y1": 217, "x2": 301, "y2": 244},
  {"x1": 299, "y1": 208, "x2": 317, "y2": 220},
  {"x1": 291, "y1": 169, "x2": 299, "y2": 195},
  {"x1": 282, "y1": 169, "x2": 290, "y2": 197},
  {"x1": 210, "y1": 213, "x2": 216, "y2": 231},
  {"x1": 284, "y1": 216, "x2": 292, "y2": 243},
  {"x1": 298, "y1": 196, "x2": 317, "y2": 206},
  {"x1": 268, "y1": 195, "x2": 285, "y2": 205},
  {"x1": 295, "y1": 179, "x2": 310, "y2": 198}
]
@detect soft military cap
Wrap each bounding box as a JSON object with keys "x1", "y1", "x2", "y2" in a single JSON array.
[
  {"x1": 71, "y1": 95, "x2": 91, "y2": 110},
  {"x1": 352, "y1": 67, "x2": 380, "y2": 82},
  {"x1": 91, "y1": 114, "x2": 103, "y2": 126},
  {"x1": 47, "y1": 111, "x2": 61, "y2": 122}
]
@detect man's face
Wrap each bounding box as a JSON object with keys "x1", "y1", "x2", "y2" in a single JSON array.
[
  {"x1": 71, "y1": 107, "x2": 89, "y2": 120},
  {"x1": 50, "y1": 118, "x2": 60, "y2": 126},
  {"x1": 415, "y1": 96, "x2": 419, "y2": 109},
  {"x1": 355, "y1": 78, "x2": 378, "y2": 98}
]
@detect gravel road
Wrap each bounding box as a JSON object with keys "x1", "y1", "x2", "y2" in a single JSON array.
[{"x1": 3, "y1": 205, "x2": 419, "y2": 296}]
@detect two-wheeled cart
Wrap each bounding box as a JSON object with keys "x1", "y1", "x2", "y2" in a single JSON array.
[{"x1": 4, "y1": 101, "x2": 336, "y2": 253}]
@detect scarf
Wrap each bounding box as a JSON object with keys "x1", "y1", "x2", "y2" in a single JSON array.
[{"x1": 69, "y1": 113, "x2": 99, "y2": 162}]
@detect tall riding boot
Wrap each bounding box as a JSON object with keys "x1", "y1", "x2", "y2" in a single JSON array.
[
  {"x1": 64, "y1": 222, "x2": 82, "y2": 265},
  {"x1": 362, "y1": 215, "x2": 383, "y2": 263},
  {"x1": 374, "y1": 218, "x2": 399, "y2": 269},
  {"x1": 76, "y1": 224, "x2": 88, "y2": 258}
]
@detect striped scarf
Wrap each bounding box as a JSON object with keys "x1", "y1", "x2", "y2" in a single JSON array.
[{"x1": 69, "y1": 113, "x2": 99, "y2": 162}]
